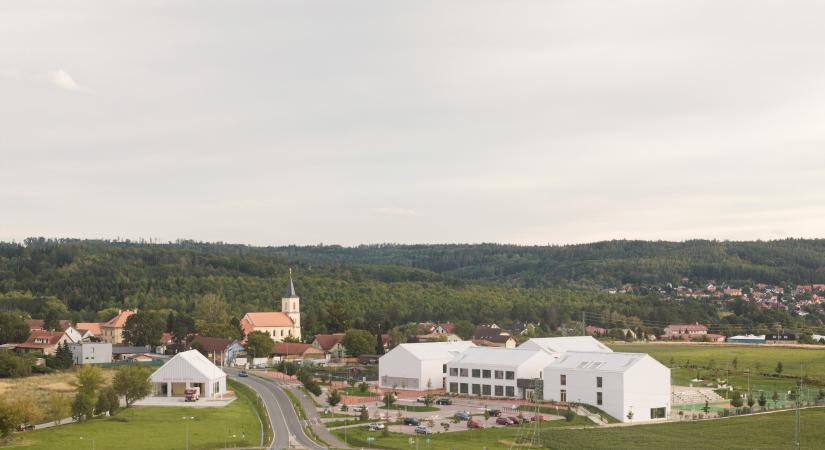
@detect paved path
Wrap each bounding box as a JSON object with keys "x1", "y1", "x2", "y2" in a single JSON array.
[{"x1": 278, "y1": 383, "x2": 350, "y2": 449}]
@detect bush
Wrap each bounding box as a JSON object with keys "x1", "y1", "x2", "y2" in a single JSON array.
[
  {"x1": 0, "y1": 351, "x2": 31, "y2": 378},
  {"x1": 563, "y1": 408, "x2": 575, "y2": 422}
]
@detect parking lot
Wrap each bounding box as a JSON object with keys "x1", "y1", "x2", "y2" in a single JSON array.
[{"x1": 344, "y1": 396, "x2": 564, "y2": 435}]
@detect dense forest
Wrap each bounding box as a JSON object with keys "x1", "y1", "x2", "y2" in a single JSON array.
[{"x1": 0, "y1": 238, "x2": 822, "y2": 338}]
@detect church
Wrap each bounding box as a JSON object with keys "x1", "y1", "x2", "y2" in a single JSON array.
[{"x1": 240, "y1": 270, "x2": 302, "y2": 342}]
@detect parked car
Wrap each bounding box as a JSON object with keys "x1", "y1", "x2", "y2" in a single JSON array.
[
  {"x1": 414, "y1": 425, "x2": 432, "y2": 435},
  {"x1": 368, "y1": 422, "x2": 385, "y2": 431},
  {"x1": 506, "y1": 416, "x2": 521, "y2": 425},
  {"x1": 487, "y1": 409, "x2": 502, "y2": 417},
  {"x1": 435, "y1": 398, "x2": 452, "y2": 405},
  {"x1": 454, "y1": 411, "x2": 471, "y2": 421},
  {"x1": 238, "y1": 370, "x2": 249, "y2": 377},
  {"x1": 531, "y1": 414, "x2": 546, "y2": 422},
  {"x1": 415, "y1": 396, "x2": 427, "y2": 403},
  {"x1": 495, "y1": 417, "x2": 511, "y2": 426},
  {"x1": 352, "y1": 405, "x2": 368, "y2": 412},
  {"x1": 467, "y1": 419, "x2": 483, "y2": 429},
  {"x1": 403, "y1": 417, "x2": 420, "y2": 426},
  {"x1": 184, "y1": 387, "x2": 200, "y2": 402},
  {"x1": 16, "y1": 424, "x2": 35, "y2": 432}
]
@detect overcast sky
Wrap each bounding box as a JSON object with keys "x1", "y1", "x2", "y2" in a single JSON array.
[{"x1": 2, "y1": 0, "x2": 825, "y2": 246}]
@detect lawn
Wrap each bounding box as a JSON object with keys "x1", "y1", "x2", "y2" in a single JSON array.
[
  {"x1": 0, "y1": 370, "x2": 115, "y2": 404},
  {"x1": 334, "y1": 408, "x2": 825, "y2": 449},
  {"x1": 3, "y1": 381, "x2": 262, "y2": 450}
]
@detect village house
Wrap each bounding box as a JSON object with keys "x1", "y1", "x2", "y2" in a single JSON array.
[
  {"x1": 311, "y1": 333, "x2": 347, "y2": 358},
  {"x1": 100, "y1": 310, "x2": 137, "y2": 344},
  {"x1": 15, "y1": 330, "x2": 72, "y2": 356}
]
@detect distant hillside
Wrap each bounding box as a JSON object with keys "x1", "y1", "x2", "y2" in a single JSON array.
[{"x1": 270, "y1": 239, "x2": 825, "y2": 287}]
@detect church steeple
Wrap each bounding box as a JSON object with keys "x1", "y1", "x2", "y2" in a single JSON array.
[{"x1": 285, "y1": 268, "x2": 297, "y2": 298}]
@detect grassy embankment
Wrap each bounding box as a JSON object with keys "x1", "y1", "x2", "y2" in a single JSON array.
[{"x1": 3, "y1": 380, "x2": 262, "y2": 450}]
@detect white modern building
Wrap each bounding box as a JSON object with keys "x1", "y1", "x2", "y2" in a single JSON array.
[
  {"x1": 69, "y1": 342, "x2": 113, "y2": 365},
  {"x1": 543, "y1": 351, "x2": 670, "y2": 423},
  {"x1": 518, "y1": 336, "x2": 613, "y2": 355},
  {"x1": 379, "y1": 341, "x2": 475, "y2": 391},
  {"x1": 446, "y1": 347, "x2": 555, "y2": 399},
  {"x1": 150, "y1": 350, "x2": 227, "y2": 399}
]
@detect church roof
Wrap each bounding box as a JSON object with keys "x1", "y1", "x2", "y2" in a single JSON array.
[{"x1": 285, "y1": 271, "x2": 297, "y2": 298}]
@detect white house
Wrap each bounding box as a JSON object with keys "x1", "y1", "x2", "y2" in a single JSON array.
[
  {"x1": 69, "y1": 342, "x2": 113, "y2": 365},
  {"x1": 379, "y1": 341, "x2": 475, "y2": 391},
  {"x1": 518, "y1": 336, "x2": 613, "y2": 355},
  {"x1": 446, "y1": 347, "x2": 555, "y2": 399},
  {"x1": 542, "y1": 351, "x2": 670, "y2": 423},
  {"x1": 150, "y1": 350, "x2": 227, "y2": 399}
]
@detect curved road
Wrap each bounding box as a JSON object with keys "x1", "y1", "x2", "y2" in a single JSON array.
[{"x1": 228, "y1": 368, "x2": 326, "y2": 450}]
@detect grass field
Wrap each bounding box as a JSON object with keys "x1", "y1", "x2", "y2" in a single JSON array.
[
  {"x1": 3, "y1": 381, "x2": 262, "y2": 450},
  {"x1": 334, "y1": 408, "x2": 825, "y2": 449},
  {"x1": 0, "y1": 370, "x2": 115, "y2": 404}
]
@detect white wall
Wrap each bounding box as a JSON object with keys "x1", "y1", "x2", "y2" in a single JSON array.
[
  {"x1": 379, "y1": 347, "x2": 423, "y2": 390},
  {"x1": 622, "y1": 356, "x2": 671, "y2": 422},
  {"x1": 543, "y1": 367, "x2": 625, "y2": 421}
]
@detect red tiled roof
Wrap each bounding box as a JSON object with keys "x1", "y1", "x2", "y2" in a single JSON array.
[
  {"x1": 242, "y1": 312, "x2": 294, "y2": 329},
  {"x1": 76, "y1": 322, "x2": 103, "y2": 335},
  {"x1": 191, "y1": 335, "x2": 234, "y2": 352},
  {"x1": 17, "y1": 330, "x2": 66, "y2": 349},
  {"x1": 271, "y1": 343, "x2": 324, "y2": 356},
  {"x1": 667, "y1": 324, "x2": 708, "y2": 331},
  {"x1": 103, "y1": 310, "x2": 136, "y2": 328},
  {"x1": 312, "y1": 333, "x2": 345, "y2": 351}
]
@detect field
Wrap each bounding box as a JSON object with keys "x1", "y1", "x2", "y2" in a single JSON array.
[
  {"x1": 335, "y1": 408, "x2": 825, "y2": 449},
  {"x1": 3, "y1": 381, "x2": 262, "y2": 450},
  {"x1": 0, "y1": 370, "x2": 115, "y2": 404},
  {"x1": 611, "y1": 343, "x2": 825, "y2": 396}
]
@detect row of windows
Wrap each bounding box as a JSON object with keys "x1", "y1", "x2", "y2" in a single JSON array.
[
  {"x1": 559, "y1": 390, "x2": 603, "y2": 405},
  {"x1": 559, "y1": 374, "x2": 603, "y2": 388},
  {"x1": 448, "y1": 368, "x2": 515, "y2": 380},
  {"x1": 449, "y1": 382, "x2": 516, "y2": 397}
]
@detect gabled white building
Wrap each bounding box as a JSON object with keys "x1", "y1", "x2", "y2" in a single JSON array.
[
  {"x1": 150, "y1": 350, "x2": 227, "y2": 399},
  {"x1": 543, "y1": 351, "x2": 670, "y2": 423},
  {"x1": 446, "y1": 347, "x2": 555, "y2": 399},
  {"x1": 518, "y1": 336, "x2": 613, "y2": 355},
  {"x1": 379, "y1": 341, "x2": 475, "y2": 391}
]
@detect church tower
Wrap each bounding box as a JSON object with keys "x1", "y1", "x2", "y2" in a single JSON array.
[{"x1": 281, "y1": 268, "x2": 301, "y2": 340}]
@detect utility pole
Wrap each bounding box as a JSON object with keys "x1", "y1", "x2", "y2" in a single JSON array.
[{"x1": 795, "y1": 364, "x2": 804, "y2": 450}]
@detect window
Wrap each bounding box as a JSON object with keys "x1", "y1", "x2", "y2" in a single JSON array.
[
  {"x1": 505, "y1": 386, "x2": 515, "y2": 397},
  {"x1": 472, "y1": 369, "x2": 481, "y2": 378},
  {"x1": 450, "y1": 368, "x2": 458, "y2": 377},
  {"x1": 482, "y1": 384, "x2": 491, "y2": 395},
  {"x1": 560, "y1": 389, "x2": 567, "y2": 402},
  {"x1": 560, "y1": 374, "x2": 566, "y2": 386},
  {"x1": 472, "y1": 384, "x2": 480, "y2": 395},
  {"x1": 449, "y1": 383, "x2": 458, "y2": 393},
  {"x1": 459, "y1": 368, "x2": 468, "y2": 377},
  {"x1": 505, "y1": 371, "x2": 515, "y2": 380},
  {"x1": 482, "y1": 369, "x2": 491, "y2": 379},
  {"x1": 495, "y1": 385, "x2": 504, "y2": 396},
  {"x1": 650, "y1": 407, "x2": 666, "y2": 419},
  {"x1": 494, "y1": 370, "x2": 504, "y2": 379},
  {"x1": 460, "y1": 383, "x2": 468, "y2": 394},
  {"x1": 597, "y1": 392, "x2": 603, "y2": 405},
  {"x1": 443, "y1": 364, "x2": 447, "y2": 374},
  {"x1": 596, "y1": 376, "x2": 603, "y2": 388}
]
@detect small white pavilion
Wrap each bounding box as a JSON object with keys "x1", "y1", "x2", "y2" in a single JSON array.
[{"x1": 150, "y1": 350, "x2": 227, "y2": 399}]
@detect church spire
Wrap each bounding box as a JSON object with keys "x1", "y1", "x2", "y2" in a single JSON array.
[{"x1": 285, "y1": 268, "x2": 297, "y2": 298}]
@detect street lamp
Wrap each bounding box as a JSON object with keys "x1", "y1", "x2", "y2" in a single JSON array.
[
  {"x1": 182, "y1": 416, "x2": 195, "y2": 450},
  {"x1": 80, "y1": 436, "x2": 95, "y2": 450}
]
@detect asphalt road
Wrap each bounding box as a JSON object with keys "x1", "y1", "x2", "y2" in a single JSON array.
[{"x1": 228, "y1": 368, "x2": 327, "y2": 450}]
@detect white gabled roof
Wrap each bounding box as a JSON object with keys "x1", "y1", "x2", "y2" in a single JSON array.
[
  {"x1": 545, "y1": 351, "x2": 648, "y2": 373},
  {"x1": 449, "y1": 347, "x2": 553, "y2": 368},
  {"x1": 151, "y1": 350, "x2": 226, "y2": 382},
  {"x1": 518, "y1": 336, "x2": 612, "y2": 354},
  {"x1": 396, "y1": 341, "x2": 476, "y2": 360}
]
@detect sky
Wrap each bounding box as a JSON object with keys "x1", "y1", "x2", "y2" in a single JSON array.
[{"x1": 2, "y1": 0, "x2": 825, "y2": 246}]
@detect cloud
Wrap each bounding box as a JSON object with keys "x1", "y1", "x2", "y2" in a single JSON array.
[
  {"x1": 374, "y1": 207, "x2": 418, "y2": 218},
  {"x1": 46, "y1": 69, "x2": 86, "y2": 92}
]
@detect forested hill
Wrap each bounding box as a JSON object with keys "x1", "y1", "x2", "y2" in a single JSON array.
[
  {"x1": 272, "y1": 239, "x2": 825, "y2": 287},
  {"x1": 0, "y1": 238, "x2": 819, "y2": 336}
]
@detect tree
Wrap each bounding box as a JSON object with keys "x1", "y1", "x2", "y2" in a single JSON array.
[
  {"x1": 747, "y1": 394, "x2": 755, "y2": 409},
  {"x1": 0, "y1": 401, "x2": 21, "y2": 438},
  {"x1": 49, "y1": 341, "x2": 73, "y2": 370},
  {"x1": 45, "y1": 393, "x2": 71, "y2": 425},
  {"x1": 730, "y1": 391, "x2": 743, "y2": 408},
  {"x1": 758, "y1": 392, "x2": 767, "y2": 408},
  {"x1": 191, "y1": 341, "x2": 208, "y2": 358},
  {"x1": 453, "y1": 320, "x2": 474, "y2": 340},
  {"x1": 0, "y1": 351, "x2": 31, "y2": 378},
  {"x1": 383, "y1": 393, "x2": 396, "y2": 409},
  {"x1": 76, "y1": 365, "x2": 105, "y2": 396},
  {"x1": 702, "y1": 401, "x2": 710, "y2": 414},
  {"x1": 359, "y1": 406, "x2": 369, "y2": 421},
  {"x1": 731, "y1": 357, "x2": 738, "y2": 369},
  {"x1": 122, "y1": 311, "x2": 166, "y2": 346},
  {"x1": 113, "y1": 365, "x2": 152, "y2": 406},
  {"x1": 194, "y1": 293, "x2": 231, "y2": 325},
  {"x1": 14, "y1": 397, "x2": 42, "y2": 426},
  {"x1": 775, "y1": 361, "x2": 783, "y2": 374},
  {"x1": 341, "y1": 329, "x2": 374, "y2": 357},
  {"x1": 95, "y1": 386, "x2": 120, "y2": 416},
  {"x1": 71, "y1": 392, "x2": 96, "y2": 421},
  {"x1": 167, "y1": 312, "x2": 196, "y2": 345},
  {"x1": 375, "y1": 332, "x2": 385, "y2": 355},
  {"x1": 0, "y1": 312, "x2": 29, "y2": 344},
  {"x1": 245, "y1": 331, "x2": 274, "y2": 360},
  {"x1": 327, "y1": 390, "x2": 341, "y2": 407},
  {"x1": 43, "y1": 309, "x2": 62, "y2": 332},
  {"x1": 771, "y1": 391, "x2": 780, "y2": 405}
]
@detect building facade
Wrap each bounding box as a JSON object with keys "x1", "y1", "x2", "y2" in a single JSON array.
[
  {"x1": 445, "y1": 347, "x2": 554, "y2": 400},
  {"x1": 240, "y1": 271, "x2": 302, "y2": 342},
  {"x1": 70, "y1": 342, "x2": 113, "y2": 365},
  {"x1": 379, "y1": 341, "x2": 476, "y2": 391}
]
